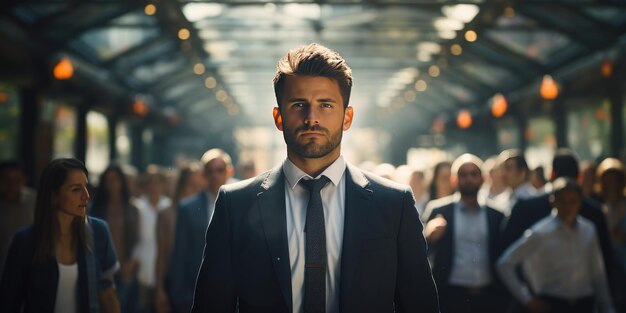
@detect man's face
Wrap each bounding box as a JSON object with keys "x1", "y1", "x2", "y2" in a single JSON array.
[
  {"x1": 204, "y1": 159, "x2": 230, "y2": 190},
  {"x1": 552, "y1": 189, "x2": 582, "y2": 223},
  {"x1": 502, "y1": 159, "x2": 524, "y2": 188},
  {"x1": 0, "y1": 168, "x2": 25, "y2": 202},
  {"x1": 273, "y1": 76, "x2": 353, "y2": 160},
  {"x1": 457, "y1": 163, "x2": 484, "y2": 197}
]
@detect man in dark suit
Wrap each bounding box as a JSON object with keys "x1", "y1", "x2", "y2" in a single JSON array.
[
  {"x1": 423, "y1": 154, "x2": 507, "y2": 313},
  {"x1": 169, "y1": 149, "x2": 234, "y2": 313},
  {"x1": 500, "y1": 148, "x2": 614, "y2": 307},
  {"x1": 191, "y1": 43, "x2": 439, "y2": 313}
]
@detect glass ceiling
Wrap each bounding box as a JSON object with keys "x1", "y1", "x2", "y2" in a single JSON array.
[{"x1": 1, "y1": 0, "x2": 625, "y2": 138}]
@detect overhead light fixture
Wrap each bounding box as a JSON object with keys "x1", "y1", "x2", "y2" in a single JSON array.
[
  {"x1": 457, "y1": 110, "x2": 472, "y2": 129},
  {"x1": 204, "y1": 77, "x2": 217, "y2": 89},
  {"x1": 450, "y1": 44, "x2": 463, "y2": 56},
  {"x1": 178, "y1": 28, "x2": 190, "y2": 40},
  {"x1": 428, "y1": 65, "x2": 440, "y2": 77},
  {"x1": 193, "y1": 63, "x2": 205, "y2": 75},
  {"x1": 144, "y1": 4, "x2": 157, "y2": 16},
  {"x1": 415, "y1": 80, "x2": 428, "y2": 92},
  {"x1": 464, "y1": 30, "x2": 478, "y2": 42},
  {"x1": 540, "y1": 75, "x2": 559, "y2": 100},
  {"x1": 53, "y1": 57, "x2": 74, "y2": 80},
  {"x1": 491, "y1": 93, "x2": 508, "y2": 118},
  {"x1": 601, "y1": 59, "x2": 613, "y2": 78}
]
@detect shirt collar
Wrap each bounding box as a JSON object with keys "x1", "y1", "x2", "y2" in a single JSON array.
[
  {"x1": 550, "y1": 209, "x2": 580, "y2": 229},
  {"x1": 283, "y1": 155, "x2": 346, "y2": 190},
  {"x1": 455, "y1": 199, "x2": 482, "y2": 213}
]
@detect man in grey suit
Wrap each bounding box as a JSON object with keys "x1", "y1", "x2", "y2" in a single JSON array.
[
  {"x1": 192, "y1": 43, "x2": 439, "y2": 313},
  {"x1": 169, "y1": 149, "x2": 233, "y2": 313}
]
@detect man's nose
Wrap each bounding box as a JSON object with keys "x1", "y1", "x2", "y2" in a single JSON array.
[{"x1": 304, "y1": 107, "x2": 320, "y2": 125}]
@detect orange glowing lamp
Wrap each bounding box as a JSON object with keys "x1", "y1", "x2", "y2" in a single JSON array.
[
  {"x1": 54, "y1": 57, "x2": 74, "y2": 80},
  {"x1": 540, "y1": 75, "x2": 558, "y2": 100},
  {"x1": 601, "y1": 60, "x2": 613, "y2": 78},
  {"x1": 133, "y1": 99, "x2": 149, "y2": 116},
  {"x1": 457, "y1": 110, "x2": 472, "y2": 129},
  {"x1": 491, "y1": 93, "x2": 508, "y2": 118}
]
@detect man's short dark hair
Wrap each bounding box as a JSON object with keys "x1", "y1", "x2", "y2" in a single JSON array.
[
  {"x1": 552, "y1": 148, "x2": 579, "y2": 180},
  {"x1": 498, "y1": 149, "x2": 529, "y2": 172},
  {"x1": 273, "y1": 43, "x2": 353, "y2": 108},
  {"x1": 552, "y1": 177, "x2": 583, "y2": 198}
]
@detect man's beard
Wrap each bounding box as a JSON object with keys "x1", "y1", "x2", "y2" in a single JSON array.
[
  {"x1": 284, "y1": 124, "x2": 342, "y2": 159},
  {"x1": 458, "y1": 185, "x2": 480, "y2": 197}
]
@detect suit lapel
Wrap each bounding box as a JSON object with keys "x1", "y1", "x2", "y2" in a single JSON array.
[
  {"x1": 257, "y1": 167, "x2": 293, "y2": 312},
  {"x1": 339, "y1": 165, "x2": 373, "y2": 308}
]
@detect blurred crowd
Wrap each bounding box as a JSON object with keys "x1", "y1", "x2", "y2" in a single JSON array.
[{"x1": 1, "y1": 147, "x2": 625, "y2": 313}]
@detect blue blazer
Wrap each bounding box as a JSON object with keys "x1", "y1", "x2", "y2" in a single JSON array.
[
  {"x1": 191, "y1": 164, "x2": 440, "y2": 313},
  {"x1": 168, "y1": 192, "x2": 211, "y2": 307},
  {"x1": 0, "y1": 217, "x2": 118, "y2": 313}
]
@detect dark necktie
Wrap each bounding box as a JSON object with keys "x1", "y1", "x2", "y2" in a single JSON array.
[{"x1": 300, "y1": 176, "x2": 330, "y2": 313}]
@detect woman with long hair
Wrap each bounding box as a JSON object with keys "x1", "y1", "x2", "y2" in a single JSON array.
[
  {"x1": 0, "y1": 158, "x2": 120, "y2": 313},
  {"x1": 154, "y1": 161, "x2": 204, "y2": 313},
  {"x1": 90, "y1": 165, "x2": 140, "y2": 313},
  {"x1": 428, "y1": 161, "x2": 454, "y2": 201}
]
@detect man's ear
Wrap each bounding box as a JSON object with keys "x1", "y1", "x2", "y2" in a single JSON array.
[
  {"x1": 343, "y1": 106, "x2": 354, "y2": 131},
  {"x1": 273, "y1": 107, "x2": 283, "y2": 131}
]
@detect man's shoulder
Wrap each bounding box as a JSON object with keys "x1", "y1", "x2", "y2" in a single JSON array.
[{"x1": 222, "y1": 169, "x2": 274, "y2": 194}]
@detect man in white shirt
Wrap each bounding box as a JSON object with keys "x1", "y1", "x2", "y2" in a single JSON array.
[
  {"x1": 498, "y1": 178, "x2": 615, "y2": 313},
  {"x1": 191, "y1": 43, "x2": 439, "y2": 313},
  {"x1": 423, "y1": 154, "x2": 507, "y2": 313}
]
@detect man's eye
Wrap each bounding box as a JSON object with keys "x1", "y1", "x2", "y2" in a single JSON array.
[
  {"x1": 321, "y1": 103, "x2": 333, "y2": 108},
  {"x1": 292, "y1": 103, "x2": 304, "y2": 108}
]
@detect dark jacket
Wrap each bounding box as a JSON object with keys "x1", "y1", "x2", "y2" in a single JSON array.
[
  {"x1": 191, "y1": 164, "x2": 440, "y2": 313},
  {"x1": 0, "y1": 217, "x2": 118, "y2": 313},
  {"x1": 423, "y1": 198, "x2": 505, "y2": 295},
  {"x1": 168, "y1": 191, "x2": 210, "y2": 308}
]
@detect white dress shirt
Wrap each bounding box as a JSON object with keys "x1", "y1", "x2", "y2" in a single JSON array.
[
  {"x1": 449, "y1": 202, "x2": 492, "y2": 287},
  {"x1": 134, "y1": 195, "x2": 172, "y2": 287},
  {"x1": 497, "y1": 212, "x2": 614, "y2": 313},
  {"x1": 283, "y1": 156, "x2": 346, "y2": 313}
]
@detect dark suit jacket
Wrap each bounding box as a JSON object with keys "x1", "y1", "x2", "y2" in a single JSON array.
[
  {"x1": 192, "y1": 164, "x2": 440, "y2": 313},
  {"x1": 500, "y1": 193, "x2": 613, "y2": 277},
  {"x1": 169, "y1": 192, "x2": 211, "y2": 307},
  {"x1": 423, "y1": 198, "x2": 505, "y2": 295}
]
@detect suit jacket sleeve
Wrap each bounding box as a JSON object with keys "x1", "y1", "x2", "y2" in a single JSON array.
[
  {"x1": 192, "y1": 188, "x2": 236, "y2": 312},
  {"x1": 394, "y1": 189, "x2": 440, "y2": 313}
]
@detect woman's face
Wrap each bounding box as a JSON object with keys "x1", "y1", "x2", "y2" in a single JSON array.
[{"x1": 54, "y1": 170, "x2": 90, "y2": 217}]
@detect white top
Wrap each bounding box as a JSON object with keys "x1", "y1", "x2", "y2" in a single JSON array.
[
  {"x1": 497, "y1": 212, "x2": 614, "y2": 313},
  {"x1": 283, "y1": 156, "x2": 346, "y2": 313},
  {"x1": 449, "y1": 202, "x2": 492, "y2": 287},
  {"x1": 54, "y1": 262, "x2": 78, "y2": 313},
  {"x1": 134, "y1": 195, "x2": 172, "y2": 286}
]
